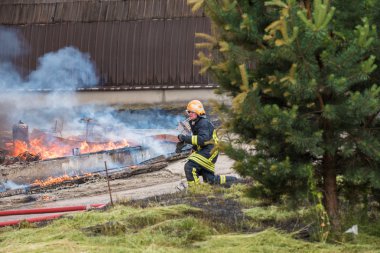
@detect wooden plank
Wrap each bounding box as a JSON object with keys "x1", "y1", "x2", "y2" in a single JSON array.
[{"x1": 109, "y1": 161, "x2": 168, "y2": 180}]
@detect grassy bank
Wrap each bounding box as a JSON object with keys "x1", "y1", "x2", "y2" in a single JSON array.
[{"x1": 0, "y1": 184, "x2": 379, "y2": 253}]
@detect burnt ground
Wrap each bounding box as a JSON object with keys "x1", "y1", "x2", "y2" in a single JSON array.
[
  {"x1": 124, "y1": 191, "x2": 310, "y2": 238},
  {"x1": 125, "y1": 191, "x2": 254, "y2": 233},
  {"x1": 76, "y1": 187, "x2": 311, "y2": 240}
]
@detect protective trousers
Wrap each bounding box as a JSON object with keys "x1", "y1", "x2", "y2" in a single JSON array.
[{"x1": 184, "y1": 160, "x2": 236, "y2": 187}]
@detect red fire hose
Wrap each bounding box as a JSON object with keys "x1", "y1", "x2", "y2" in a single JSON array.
[
  {"x1": 0, "y1": 214, "x2": 65, "y2": 227},
  {"x1": 0, "y1": 204, "x2": 106, "y2": 216},
  {"x1": 0, "y1": 203, "x2": 107, "y2": 227}
]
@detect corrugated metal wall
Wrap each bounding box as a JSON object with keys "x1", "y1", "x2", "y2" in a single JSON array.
[
  {"x1": 1, "y1": 0, "x2": 214, "y2": 90},
  {"x1": 0, "y1": 0, "x2": 203, "y2": 25}
]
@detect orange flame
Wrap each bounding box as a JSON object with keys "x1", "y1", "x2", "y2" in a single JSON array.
[
  {"x1": 31, "y1": 174, "x2": 79, "y2": 187},
  {"x1": 12, "y1": 136, "x2": 129, "y2": 160},
  {"x1": 31, "y1": 173, "x2": 94, "y2": 187}
]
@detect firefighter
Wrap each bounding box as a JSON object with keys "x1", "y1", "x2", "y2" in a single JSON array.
[{"x1": 177, "y1": 100, "x2": 237, "y2": 187}]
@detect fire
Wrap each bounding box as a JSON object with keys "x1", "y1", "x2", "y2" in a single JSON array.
[
  {"x1": 79, "y1": 139, "x2": 130, "y2": 154},
  {"x1": 31, "y1": 173, "x2": 94, "y2": 188},
  {"x1": 12, "y1": 135, "x2": 129, "y2": 160},
  {"x1": 31, "y1": 174, "x2": 78, "y2": 187},
  {"x1": 5, "y1": 142, "x2": 13, "y2": 149}
]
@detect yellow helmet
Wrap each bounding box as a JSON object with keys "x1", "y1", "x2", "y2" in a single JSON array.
[{"x1": 187, "y1": 100, "x2": 206, "y2": 115}]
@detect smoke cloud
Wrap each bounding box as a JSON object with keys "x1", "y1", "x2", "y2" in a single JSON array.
[
  {"x1": 0, "y1": 26, "x2": 98, "y2": 90},
  {"x1": 0, "y1": 62, "x2": 23, "y2": 88},
  {"x1": 0, "y1": 26, "x2": 186, "y2": 165},
  {"x1": 26, "y1": 47, "x2": 98, "y2": 90},
  {"x1": 13, "y1": 105, "x2": 184, "y2": 150},
  {"x1": 0, "y1": 26, "x2": 99, "y2": 129},
  {"x1": 0, "y1": 26, "x2": 26, "y2": 61}
]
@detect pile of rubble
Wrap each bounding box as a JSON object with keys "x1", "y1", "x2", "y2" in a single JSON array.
[{"x1": 0, "y1": 150, "x2": 41, "y2": 165}]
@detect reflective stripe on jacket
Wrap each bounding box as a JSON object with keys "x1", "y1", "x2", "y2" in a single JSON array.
[{"x1": 182, "y1": 116, "x2": 219, "y2": 172}]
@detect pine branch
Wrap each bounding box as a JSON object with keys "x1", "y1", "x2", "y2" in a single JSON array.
[{"x1": 364, "y1": 110, "x2": 380, "y2": 128}]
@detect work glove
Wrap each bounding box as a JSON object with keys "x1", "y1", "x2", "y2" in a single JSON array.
[{"x1": 178, "y1": 134, "x2": 185, "y2": 142}]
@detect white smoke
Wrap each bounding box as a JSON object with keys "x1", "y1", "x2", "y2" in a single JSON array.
[
  {"x1": 0, "y1": 180, "x2": 27, "y2": 192},
  {"x1": 0, "y1": 62, "x2": 23, "y2": 88},
  {"x1": 0, "y1": 27, "x2": 184, "y2": 160},
  {"x1": 0, "y1": 26, "x2": 26, "y2": 60},
  {"x1": 0, "y1": 26, "x2": 98, "y2": 130},
  {"x1": 0, "y1": 26, "x2": 98, "y2": 90},
  {"x1": 0, "y1": 26, "x2": 26, "y2": 88},
  {"x1": 26, "y1": 47, "x2": 98, "y2": 90}
]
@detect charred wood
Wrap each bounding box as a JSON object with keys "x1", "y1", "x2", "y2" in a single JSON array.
[
  {"x1": 0, "y1": 151, "x2": 187, "y2": 198},
  {"x1": 0, "y1": 151, "x2": 41, "y2": 165},
  {"x1": 0, "y1": 188, "x2": 27, "y2": 198},
  {"x1": 139, "y1": 155, "x2": 166, "y2": 165},
  {"x1": 0, "y1": 161, "x2": 168, "y2": 198},
  {"x1": 109, "y1": 162, "x2": 168, "y2": 180},
  {"x1": 166, "y1": 151, "x2": 191, "y2": 161}
]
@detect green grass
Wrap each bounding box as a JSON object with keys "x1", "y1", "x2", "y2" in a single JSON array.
[
  {"x1": 193, "y1": 229, "x2": 380, "y2": 253},
  {"x1": 244, "y1": 205, "x2": 307, "y2": 222},
  {"x1": 1, "y1": 186, "x2": 380, "y2": 253}
]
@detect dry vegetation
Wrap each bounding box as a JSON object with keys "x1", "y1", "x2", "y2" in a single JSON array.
[{"x1": 1, "y1": 184, "x2": 379, "y2": 253}]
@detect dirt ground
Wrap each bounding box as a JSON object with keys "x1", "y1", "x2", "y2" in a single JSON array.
[{"x1": 0, "y1": 154, "x2": 238, "y2": 222}]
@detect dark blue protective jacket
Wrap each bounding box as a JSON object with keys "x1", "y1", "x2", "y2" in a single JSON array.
[{"x1": 182, "y1": 115, "x2": 219, "y2": 172}]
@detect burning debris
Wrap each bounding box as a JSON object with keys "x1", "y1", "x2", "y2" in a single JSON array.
[
  {"x1": 24, "y1": 130, "x2": 130, "y2": 159},
  {"x1": 30, "y1": 174, "x2": 88, "y2": 188},
  {"x1": 1, "y1": 119, "x2": 132, "y2": 164},
  {"x1": 1, "y1": 151, "x2": 41, "y2": 165},
  {"x1": 0, "y1": 152, "x2": 190, "y2": 198},
  {"x1": 0, "y1": 124, "x2": 187, "y2": 196},
  {"x1": 0, "y1": 121, "x2": 42, "y2": 165},
  {"x1": 0, "y1": 105, "x2": 190, "y2": 199},
  {"x1": 0, "y1": 27, "x2": 192, "y2": 201}
]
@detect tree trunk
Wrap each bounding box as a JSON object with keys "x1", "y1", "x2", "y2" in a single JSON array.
[
  {"x1": 322, "y1": 153, "x2": 341, "y2": 232},
  {"x1": 303, "y1": 0, "x2": 312, "y2": 18}
]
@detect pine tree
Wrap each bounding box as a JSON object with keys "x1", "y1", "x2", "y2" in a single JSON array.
[{"x1": 188, "y1": 0, "x2": 380, "y2": 232}]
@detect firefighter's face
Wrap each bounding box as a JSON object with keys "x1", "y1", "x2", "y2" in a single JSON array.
[{"x1": 187, "y1": 110, "x2": 198, "y2": 120}]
